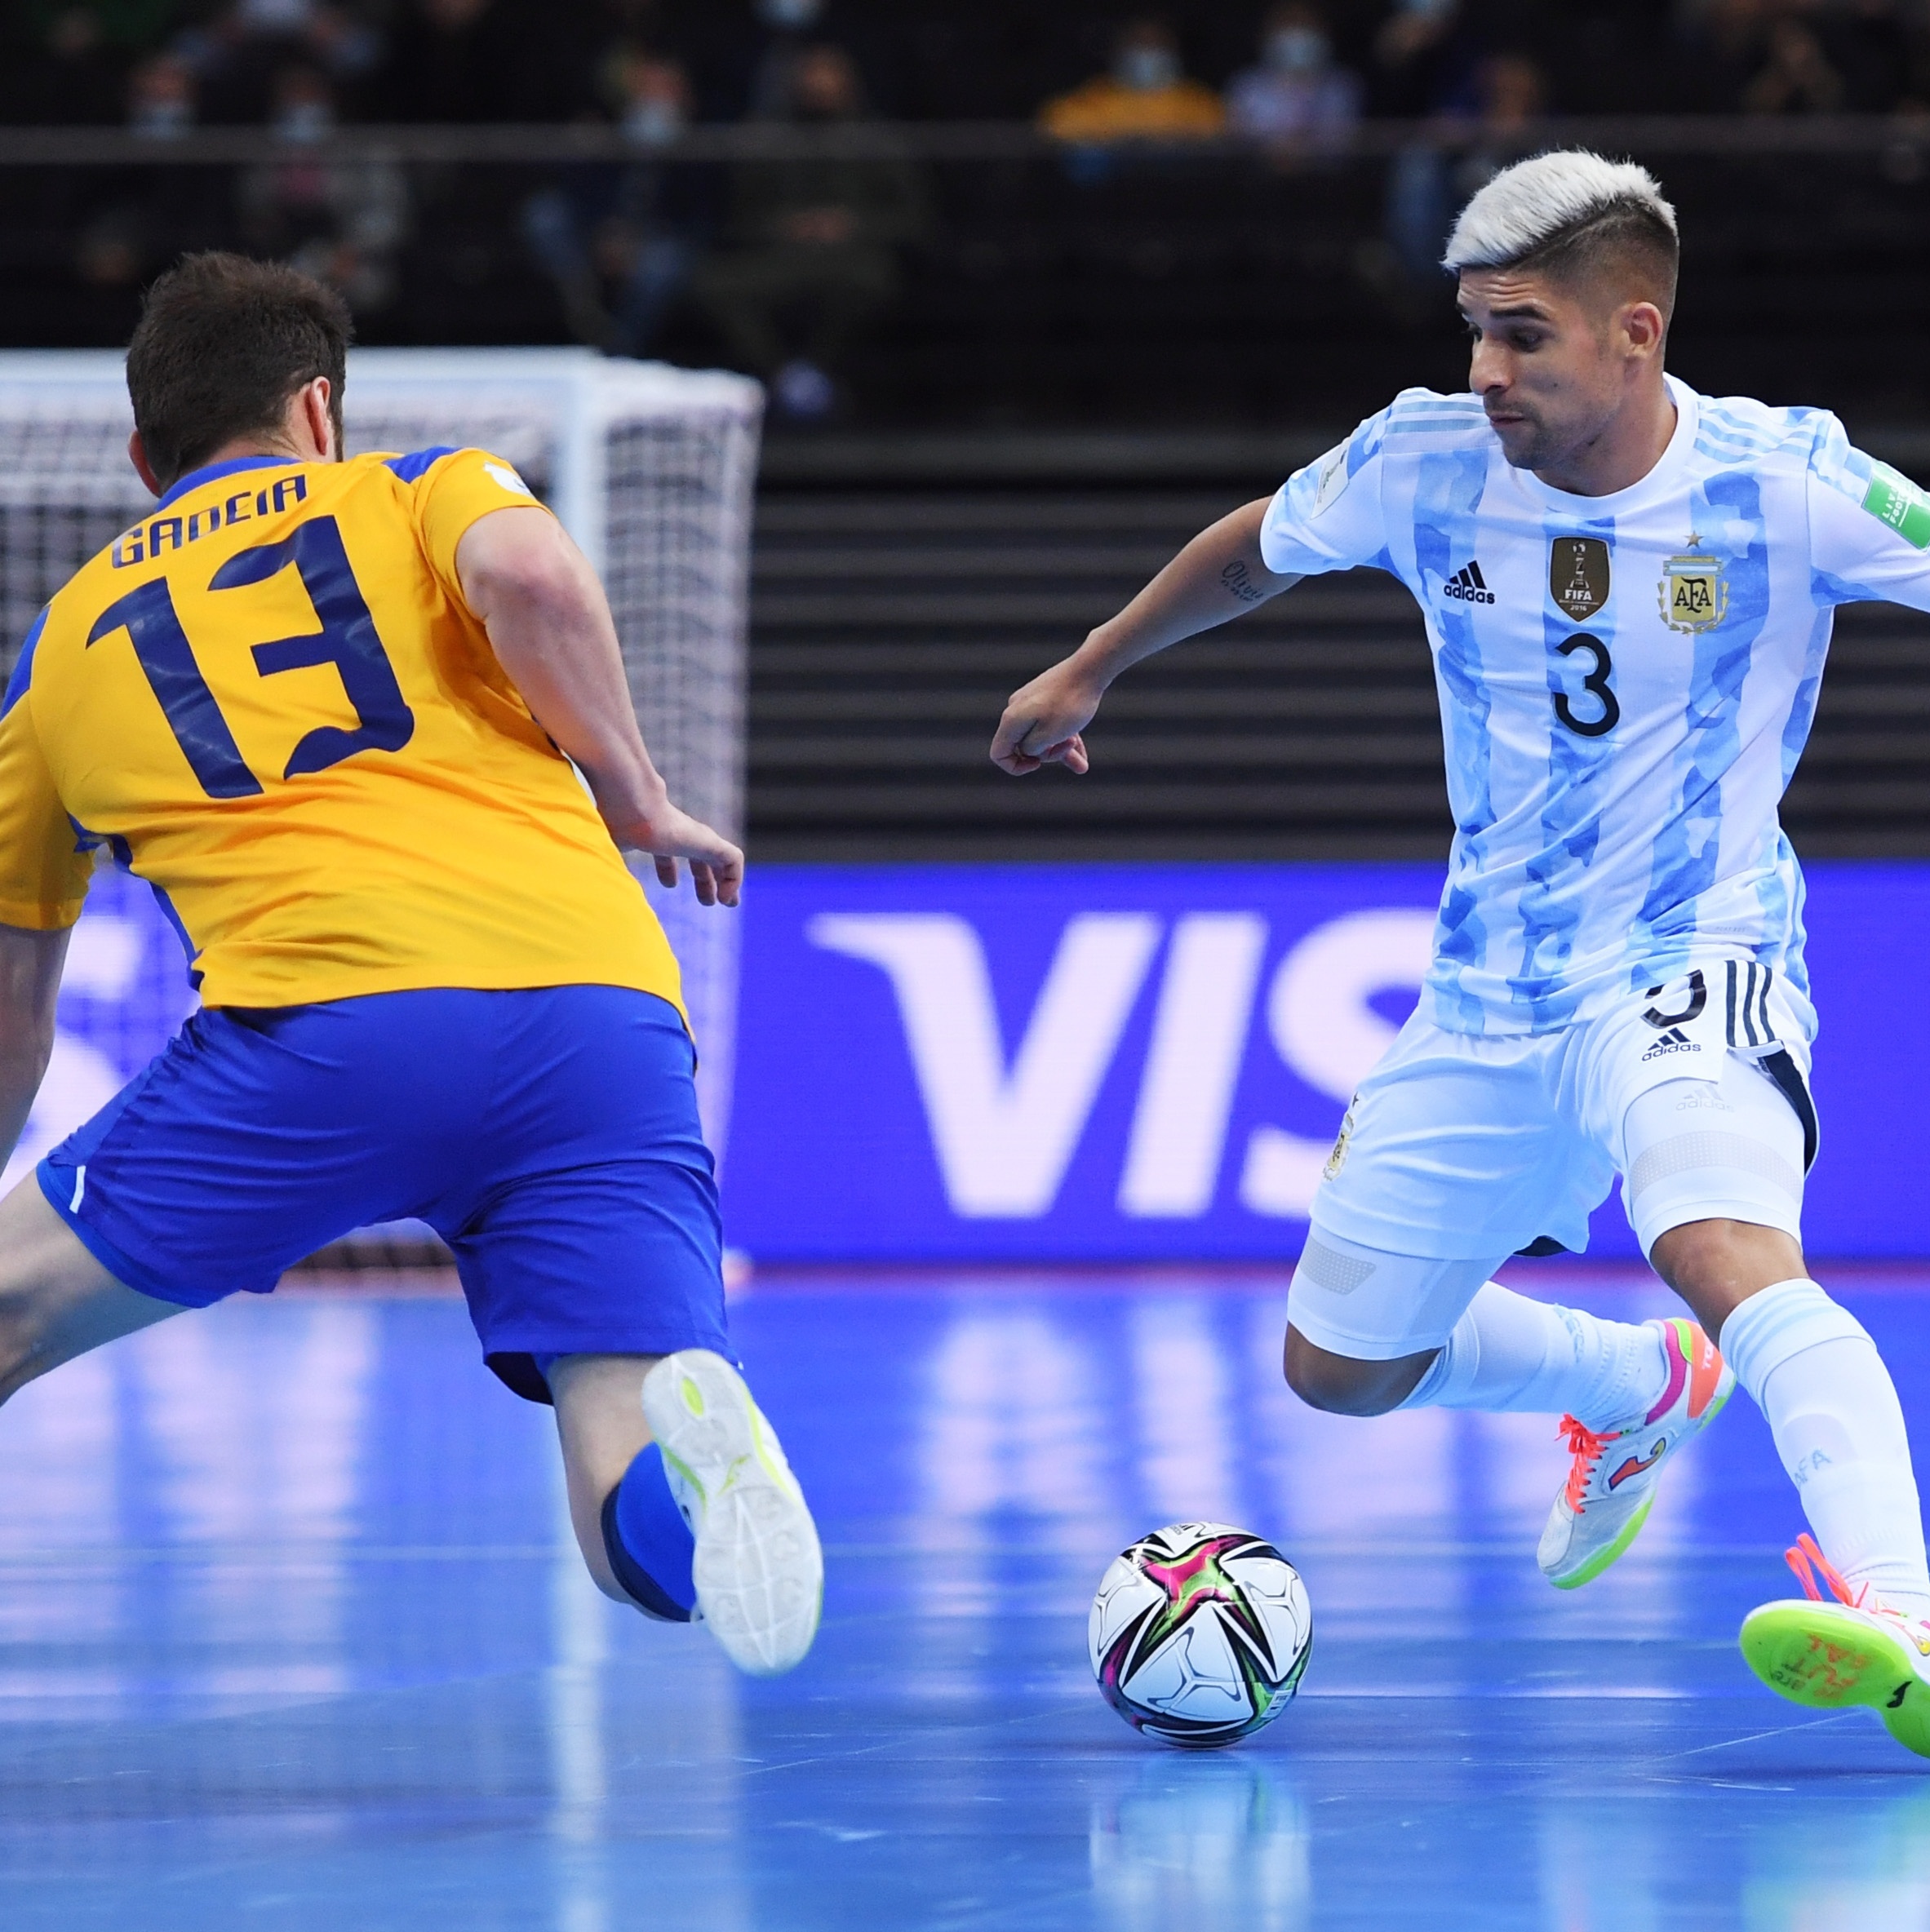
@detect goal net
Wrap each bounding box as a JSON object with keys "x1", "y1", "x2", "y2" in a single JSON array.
[{"x1": 0, "y1": 347, "x2": 760, "y2": 1176}]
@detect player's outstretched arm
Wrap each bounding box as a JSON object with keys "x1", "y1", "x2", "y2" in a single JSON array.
[
  {"x1": 0, "y1": 925, "x2": 69, "y2": 1166},
  {"x1": 990, "y1": 496, "x2": 1301, "y2": 776},
  {"x1": 456, "y1": 507, "x2": 743, "y2": 906}
]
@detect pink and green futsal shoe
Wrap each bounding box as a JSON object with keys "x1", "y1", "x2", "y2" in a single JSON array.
[
  {"x1": 1741, "y1": 1534, "x2": 1930, "y2": 1758},
  {"x1": 1537, "y1": 1316, "x2": 1734, "y2": 1589}
]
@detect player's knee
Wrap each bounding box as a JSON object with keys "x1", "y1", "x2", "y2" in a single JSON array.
[
  {"x1": 1282, "y1": 1325, "x2": 1409, "y2": 1417},
  {"x1": 1649, "y1": 1216, "x2": 1807, "y2": 1336}
]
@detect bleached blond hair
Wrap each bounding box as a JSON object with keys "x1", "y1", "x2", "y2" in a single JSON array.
[{"x1": 1442, "y1": 151, "x2": 1678, "y2": 291}]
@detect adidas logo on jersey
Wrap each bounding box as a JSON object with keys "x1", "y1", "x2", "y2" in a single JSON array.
[
  {"x1": 1640, "y1": 1027, "x2": 1702, "y2": 1062},
  {"x1": 1443, "y1": 561, "x2": 1495, "y2": 604}
]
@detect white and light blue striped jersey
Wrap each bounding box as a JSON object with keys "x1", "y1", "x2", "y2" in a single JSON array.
[{"x1": 1260, "y1": 374, "x2": 1930, "y2": 1038}]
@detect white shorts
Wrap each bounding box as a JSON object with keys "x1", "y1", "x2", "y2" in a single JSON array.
[{"x1": 1289, "y1": 960, "x2": 1816, "y2": 1361}]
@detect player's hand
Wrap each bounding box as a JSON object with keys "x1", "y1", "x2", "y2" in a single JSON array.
[
  {"x1": 632, "y1": 804, "x2": 744, "y2": 907},
  {"x1": 991, "y1": 659, "x2": 1102, "y2": 776}
]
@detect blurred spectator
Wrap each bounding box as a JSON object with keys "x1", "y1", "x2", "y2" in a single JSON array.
[
  {"x1": 1369, "y1": 50, "x2": 1549, "y2": 304},
  {"x1": 75, "y1": 52, "x2": 231, "y2": 288},
  {"x1": 748, "y1": 0, "x2": 832, "y2": 117},
  {"x1": 237, "y1": 63, "x2": 407, "y2": 312},
  {"x1": 126, "y1": 46, "x2": 197, "y2": 139},
  {"x1": 1039, "y1": 19, "x2": 1225, "y2": 142},
  {"x1": 522, "y1": 47, "x2": 708, "y2": 355},
  {"x1": 1224, "y1": 4, "x2": 1361, "y2": 150},
  {"x1": 673, "y1": 0, "x2": 892, "y2": 125},
  {"x1": 1674, "y1": 0, "x2": 1769, "y2": 112},
  {"x1": 177, "y1": 0, "x2": 382, "y2": 125},
  {"x1": 1472, "y1": 51, "x2": 1548, "y2": 134},
  {"x1": 1369, "y1": 0, "x2": 1480, "y2": 117},
  {"x1": 694, "y1": 43, "x2": 927, "y2": 420},
  {"x1": 1743, "y1": 16, "x2": 1848, "y2": 113}
]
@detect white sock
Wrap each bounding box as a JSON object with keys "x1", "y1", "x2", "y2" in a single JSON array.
[
  {"x1": 1401, "y1": 1282, "x2": 1669, "y2": 1429},
  {"x1": 1719, "y1": 1278, "x2": 1930, "y2": 1620}
]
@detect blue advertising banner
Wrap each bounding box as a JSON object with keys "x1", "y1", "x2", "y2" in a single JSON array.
[
  {"x1": 22, "y1": 859, "x2": 1930, "y2": 1265},
  {"x1": 2, "y1": 868, "x2": 195, "y2": 1201},
  {"x1": 723, "y1": 862, "x2": 1930, "y2": 1263}
]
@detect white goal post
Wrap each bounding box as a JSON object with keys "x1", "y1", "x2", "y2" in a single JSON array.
[{"x1": 0, "y1": 348, "x2": 761, "y2": 1154}]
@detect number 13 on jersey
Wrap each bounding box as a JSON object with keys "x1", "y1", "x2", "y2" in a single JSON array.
[{"x1": 86, "y1": 513, "x2": 415, "y2": 799}]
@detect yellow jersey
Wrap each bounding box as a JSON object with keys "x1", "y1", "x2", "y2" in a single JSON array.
[{"x1": 0, "y1": 446, "x2": 683, "y2": 1014}]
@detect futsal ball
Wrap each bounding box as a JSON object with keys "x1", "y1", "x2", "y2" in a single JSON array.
[{"x1": 1089, "y1": 1522, "x2": 1311, "y2": 1749}]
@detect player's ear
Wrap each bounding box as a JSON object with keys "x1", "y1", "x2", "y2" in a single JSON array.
[
  {"x1": 1623, "y1": 299, "x2": 1665, "y2": 359},
  {"x1": 289, "y1": 377, "x2": 336, "y2": 463},
  {"x1": 127, "y1": 431, "x2": 164, "y2": 499}
]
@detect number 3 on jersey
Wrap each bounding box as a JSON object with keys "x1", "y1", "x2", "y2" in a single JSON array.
[
  {"x1": 86, "y1": 514, "x2": 415, "y2": 798},
  {"x1": 1553, "y1": 633, "x2": 1619, "y2": 738}
]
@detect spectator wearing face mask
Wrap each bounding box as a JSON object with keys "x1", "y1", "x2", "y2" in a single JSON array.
[
  {"x1": 175, "y1": 0, "x2": 383, "y2": 126},
  {"x1": 1039, "y1": 19, "x2": 1226, "y2": 142},
  {"x1": 694, "y1": 42, "x2": 928, "y2": 420},
  {"x1": 1225, "y1": 4, "x2": 1361, "y2": 149},
  {"x1": 522, "y1": 48, "x2": 712, "y2": 357},
  {"x1": 237, "y1": 64, "x2": 409, "y2": 312}
]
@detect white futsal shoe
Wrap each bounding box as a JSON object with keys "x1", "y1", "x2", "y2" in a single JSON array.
[
  {"x1": 641, "y1": 1349, "x2": 823, "y2": 1675},
  {"x1": 1538, "y1": 1317, "x2": 1735, "y2": 1589}
]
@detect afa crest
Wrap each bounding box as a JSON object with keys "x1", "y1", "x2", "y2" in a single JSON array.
[{"x1": 1658, "y1": 535, "x2": 1728, "y2": 633}]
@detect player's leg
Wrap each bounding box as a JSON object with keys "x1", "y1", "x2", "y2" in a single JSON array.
[
  {"x1": 1286, "y1": 1016, "x2": 1680, "y2": 1433},
  {"x1": 1656, "y1": 1215, "x2": 1928, "y2": 1615},
  {"x1": 1619, "y1": 1048, "x2": 1928, "y2": 1615},
  {"x1": 443, "y1": 985, "x2": 822, "y2": 1674},
  {"x1": 544, "y1": 1345, "x2": 823, "y2": 1670},
  {"x1": 1619, "y1": 1065, "x2": 1930, "y2": 1747},
  {"x1": 0, "y1": 1176, "x2": 184, "y2": 1404},
  {"x1": 1287, "y1": 1241, "x2": 1673, "y2": 1426},
  {"x1": 546, "y1": 1350, "x2": 669, "y2": 1606}
]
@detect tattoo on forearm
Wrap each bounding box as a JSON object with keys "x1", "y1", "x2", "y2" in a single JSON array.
[{"x1": 1220, "y1": 559, "x2": 1266, "y2": 605}]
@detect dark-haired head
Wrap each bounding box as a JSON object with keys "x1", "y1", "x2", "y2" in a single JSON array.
[{"x1": 126, "y1": 253, "x2": 353, "y2": 490}]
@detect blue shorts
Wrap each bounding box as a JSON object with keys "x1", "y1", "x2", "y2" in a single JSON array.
[{"x1": 38, "y1": 986, "x2": 728, "y2": 1403}]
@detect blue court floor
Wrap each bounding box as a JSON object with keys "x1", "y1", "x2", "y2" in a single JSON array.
[{"x1": 6, "y1": 1266, "x2": 1930, "y2": 1930}]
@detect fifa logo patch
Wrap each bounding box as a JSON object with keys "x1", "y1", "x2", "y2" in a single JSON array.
[
  {"x1": 1551, "y1": 536, "x2": 1609, "y2": 621},
  {"x1": 1861, "y1": 462, "x2": 1930, "y2": 550},
  {"x1": 1659, "y1": 535, "x2": 1728, "y2": 633},
  {"x1": 1311, "y1": 442, "x2": 1350, "y2": 518}
]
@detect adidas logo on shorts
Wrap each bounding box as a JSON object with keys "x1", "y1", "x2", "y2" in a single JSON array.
[
  {"x1": 1640, "y1": 1026, "x2": 1702, "y2": 1062},
  {"x1": 1443, "y1": 561, "x2": 1495, "y2": 605}
]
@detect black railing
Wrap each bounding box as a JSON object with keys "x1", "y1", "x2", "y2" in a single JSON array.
[{"x1": 4, "y1": 114, "x2": 1930, "y2": 163}]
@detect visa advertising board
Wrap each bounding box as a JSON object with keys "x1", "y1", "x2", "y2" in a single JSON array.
[
  {"x1": 723, "y1": 862, "x2": 1930, "y2": 1264},
  {"x1": 18, "y1": 860, "x2": 1928, "y2": 1264}
]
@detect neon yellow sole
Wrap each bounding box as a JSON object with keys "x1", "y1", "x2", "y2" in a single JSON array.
[
  {"x1": 1551, "y1": 1491, "x2": 1655, "y2": 1589},
  {"x1": 1548, "y1": 1368, "x2": 1735, "y2": 1590},
  {"x1": 1739, "y1": 1601, "x2": 1930, "y2": 1758}
]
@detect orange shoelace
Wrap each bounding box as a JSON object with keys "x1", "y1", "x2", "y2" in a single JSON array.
[
  {"x1": 1786, "y1": 1531, "x2": 1870, "y2": 1610},
  {"x1": 1559, "y1": 1415, "x2": 1620, "y2": 1513}
]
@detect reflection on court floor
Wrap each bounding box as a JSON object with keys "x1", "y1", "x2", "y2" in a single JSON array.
[{"x1": 2, "y1": 1270, "x2": 1926, "y2": 1930}]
